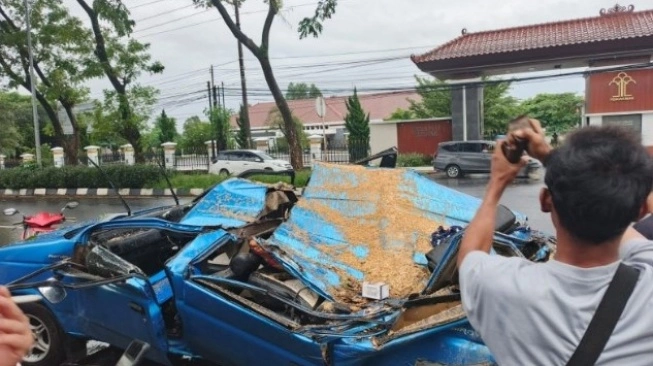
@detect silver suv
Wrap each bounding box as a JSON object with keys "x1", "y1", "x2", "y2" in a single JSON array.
[{"x1": 432, "y1": 140, "x2": 541, "y2": 178}]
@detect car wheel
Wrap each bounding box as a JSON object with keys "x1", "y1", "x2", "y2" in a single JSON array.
[
  {"x1": 445, "y1": 165, "x2": 461, "y2": 178},
  {"x1": 219, "y1": 169, "x2": 230, "y2": 176},
  {"x1": 264, "y1": 167, "x2": 273, "y2": 171},
  {"x1": 20, "y1": 302, "x2": 66, "y2": 366}
]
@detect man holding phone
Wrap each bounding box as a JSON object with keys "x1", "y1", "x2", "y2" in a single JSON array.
[
  {"x1": 457, "y1": 120, "x2": 653, "y2": 365},
  {"x1": 0, "y1": 287, "x2": 33, "y2": 366}
]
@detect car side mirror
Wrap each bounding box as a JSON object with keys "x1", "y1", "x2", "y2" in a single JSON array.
[
  {"x1": 38, "y1": 285, "x2": 67, "y2": 304},
  {"x1": 3, "y1": 208, "x2": 18, "y2": 216}
]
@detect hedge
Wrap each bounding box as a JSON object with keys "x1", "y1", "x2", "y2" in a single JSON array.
[
  {"x1": 0, "y1": 164, "x2": 162, "y2": 189},
  {"x1": 397, "y1": 153, "x2": 432, "y2": 167}
]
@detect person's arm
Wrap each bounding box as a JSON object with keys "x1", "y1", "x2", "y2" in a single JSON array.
[
  {"x1": 457, "y1": 140, "x2": 527, "y2": 268},
  {"x1": 0, "y1": 287, "x2": 32, "y2": 366}
]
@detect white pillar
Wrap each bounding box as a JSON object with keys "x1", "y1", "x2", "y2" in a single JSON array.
[
  {"x1": 84, "y1": 145, "x2": 100, "y2": 167},
  {"x1": 0, "y1": 154, "x2": 5, "y2": 170},
  {"x1": 205, "y1": 140, "x2": 216, "y2": 158},
  {"x1": 20, "y1": 153, "x2": 34, "y2": 164},
  {"x1": 51, "y1": 147, "x2": 64, "y2": 168},
  {"x1": 309, "y1": 135, "x2": 323, "y2": 162},
  {"x1": 161, "y1": 142, "x2": 177, "y2": 169},
  {"x1": 121, "y1": 144, "x2": 134, "y2": 165}
]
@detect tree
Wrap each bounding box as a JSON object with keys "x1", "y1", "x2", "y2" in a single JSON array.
[
  {"x1": 344, "y1": 88, "x2": 370, "y2": 162},
  {"x1": 267, "y1": 107, "x2": 308, "y2": 148},
  {"x1": 409, "y1": 76, "x2": 451, "y2": 118},
  {"x1": 0, "y1": 0, "x2": 92, "y2": 163},
  {"x1": 406, "y1": 76, "x2": 519, "y2": 138},
  {"x1": 180, "y1": 116, "x2": 212, "y2": 151},
  {"x1": 235, "y1": 104, "x2": 251, "y2": 148},
  {"x1": 75, "y1": 0, "x2": 164, "y2": 161},
  {"x1": 385, "y1": 108, "x2": 416, "y2": 121},
  {"x1": 520, "y1": 93, "x2": 584, "y2": 134},
  {"x1": 154, "y1": 109, "x2": 178, "y2": 145},
  {"x1": 207, "y1": 107, "x2": 232, "y2": 151},
  {"x1": 286, "y1": 82, "x2": 322, "y2": 100},
  {"x1": 194, "y1": 0, "x2": 338, "y2": 169}
]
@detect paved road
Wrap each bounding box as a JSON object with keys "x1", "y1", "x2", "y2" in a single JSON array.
[{"x1": 0, "y1": 175, "x2": 552, "y2": 246}]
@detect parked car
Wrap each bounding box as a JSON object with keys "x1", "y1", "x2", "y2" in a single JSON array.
[
  {"x1": 208, "y1": 149, "x2": 293, "y2": 176},
  {"x1": 432, "y1": 140, "x2": 542, "y2": 178},
  {"x1": 2, "y1": 163, "x2": 555, "y2": 366}
]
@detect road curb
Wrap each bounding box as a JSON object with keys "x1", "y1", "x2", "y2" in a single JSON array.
[
  {"x1": 0, "y1": 188, "x2": 201, "y2": 198},
  {"x1": 0, "y1": 168, "x2": 442, "y2": 198}
]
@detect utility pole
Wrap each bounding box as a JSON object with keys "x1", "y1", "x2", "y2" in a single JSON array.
[
  {"x1": 207, "y1": 80, "x2": 216, "y2": 159},
  {"x1": 235, "y1": 0, "x2": 251, "y2": 148},
  {"x1": 24, "y1": 0, "x2": 41, "y2": 167},
  {"x1": 221, "y1": 81, "x2": 226, "y2": 109}
]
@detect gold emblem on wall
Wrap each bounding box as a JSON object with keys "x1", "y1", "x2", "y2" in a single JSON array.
[{"x1": 609, "y1": 72, "x2": 636, "y2": 101}]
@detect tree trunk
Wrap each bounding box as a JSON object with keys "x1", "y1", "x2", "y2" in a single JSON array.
[{"x1": 259, "y1": 57, "x2": 303, "y2": 169}]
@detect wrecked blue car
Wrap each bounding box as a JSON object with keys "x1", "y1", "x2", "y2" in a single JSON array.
[{"x1": 2, "y1": 163, "x2": 555, "y2": 366}]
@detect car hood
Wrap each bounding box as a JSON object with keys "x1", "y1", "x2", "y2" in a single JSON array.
[
  {"x1": 260, "y1": 163, "x2": 528, "y2": 305},
  {"x1": 180, "y1": 178, "x2": 271, "y2": 227}
]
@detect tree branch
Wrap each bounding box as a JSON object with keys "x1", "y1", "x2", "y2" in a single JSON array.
[
  {"x1": 261, "y1": 0, "x2": 278, "y2": 54},
  {"x1": 76, "y1": 0, "x2": 125, "y2": 93},
  {"x1": 0, "y1": 4, "x2": 19, "y2": 31},
  {"x1": 208, "y1": 0, "x2": 260, "y2": 56},
  {"x1": 0, "y1": 52, "x2": 61, "y2": 135}
]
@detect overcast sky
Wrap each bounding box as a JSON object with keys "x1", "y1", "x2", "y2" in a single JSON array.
[{"x1": 59, "y1": 0, "x2": 652, "y2": 127}]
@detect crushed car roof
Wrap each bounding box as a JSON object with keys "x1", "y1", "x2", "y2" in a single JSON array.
[{"x1": 262, "y1": 163, "x2": 522, "y2": 305}]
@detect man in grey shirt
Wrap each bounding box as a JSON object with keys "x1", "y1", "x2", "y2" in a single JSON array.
[{"x1": 457, "y1": 121, "x2": 653, "y2": 366}]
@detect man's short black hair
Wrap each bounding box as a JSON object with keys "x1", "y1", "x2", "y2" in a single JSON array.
[{"x1": 544, "y1": 126, "x2": 653, "y2": 244}]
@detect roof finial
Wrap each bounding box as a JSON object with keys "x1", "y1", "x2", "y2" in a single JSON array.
[
  {"x1": 600, "y1": 4, "x2": 635, "y2": 16},
  {"x1": 461, "y1": 28, "x2": 468, "y2": 36}
]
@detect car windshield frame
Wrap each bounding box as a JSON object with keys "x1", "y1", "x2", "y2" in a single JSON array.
[{"x1": 252, "y1": 151, "x2": 275, "y2": 161}]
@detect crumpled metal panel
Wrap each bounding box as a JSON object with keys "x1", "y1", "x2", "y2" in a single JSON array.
[
  {"x1": 262, "y1": 164, "x2": 525, "y2": 302},
  {"x1": 181, "y1": 178, "x2": 269, "y2": 228}
]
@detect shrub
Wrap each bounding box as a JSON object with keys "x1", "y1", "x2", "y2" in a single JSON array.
[
  {"x1": 0, "y1": 164, "x2": 162, "y2": 189},
  {"x1": 397, "y1": 153, "x2": 432, "y2": 167}
]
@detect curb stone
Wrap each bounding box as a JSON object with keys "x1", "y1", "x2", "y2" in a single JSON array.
[{"x1": 0, "y1": 188, "x2": 203, "y2": 198}]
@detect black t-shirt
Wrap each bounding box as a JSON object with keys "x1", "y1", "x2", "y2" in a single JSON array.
[{"x1": 634, "y1": 215, "x2": 653, "y2": 240}]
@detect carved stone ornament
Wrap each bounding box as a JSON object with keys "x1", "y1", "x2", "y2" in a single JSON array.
[{"x1": 600, "y1": 4, "x2": 635, "y2": 16}]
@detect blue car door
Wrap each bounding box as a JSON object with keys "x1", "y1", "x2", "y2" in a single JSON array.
[{"x1": 54, "y1": 247, "x2": 173, "y2": 365}]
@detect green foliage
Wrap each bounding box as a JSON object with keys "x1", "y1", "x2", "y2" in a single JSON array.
[
  {"x1": 206, "y1": 107, "x2": 232, "y2": 151},
  {"x1": 267, "y1": 108, "x2": 309, "y2": 148},
  {"x1": 154, "y1": 109, "x2": 178, "y2": 144},
  {"x1": 397, "y1": 153, "x2": 432, "y2": 167},
  {"x1": 235, "y1": 105, "x2": 251, "y2": 149},
  {"x1": 286, "y1": 82, "x2": 322, "y2": 100},
  {"x1": 385, "y1": 108, "x2": 416, "y2": 121},
  {"x1": 406, "y1": 76, "x2": 520, "y2": 138},
  {"x1": 0, "y1": 0, "x2": 91, "y2": 154},
  {"x1": 179, "y1": 116, "x2": 212, "y2": 151},
  {"x1": 482, "y1": 78, "x2": 521, "y2": 138},
  {"x1": 409, "y1": 76, "x2": 451, "y2": 118},
  {"x1": 0, "y1": 164, "x2": 161, "y2": 189},
  {"x1": 344, "y1": 88, "x2": 370, "y2": 162},
  {"x1": 298, "y1": 0, "x2": 338, "y2": 39},
  {"x1": 98, "y1": 86, "x2": 158, "y2": 146},
  {"x1": 146, "y1": 169, "x2": 313, "y2": 190},
  {"x1": 520, "y1": 93, "x2": 584, "y2": 134}
]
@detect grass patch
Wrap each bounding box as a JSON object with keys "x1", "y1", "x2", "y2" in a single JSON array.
[{"x1": 147, "y1": 169, "x2": 312, "y2": 190}]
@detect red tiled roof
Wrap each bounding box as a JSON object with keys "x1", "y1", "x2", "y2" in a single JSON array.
[
  {"x1": 412, "y1": 5, "x2": 653, "y2": 63},
  {"x1": 232, "y1": 91, "x2": 421, "y2": 129}
]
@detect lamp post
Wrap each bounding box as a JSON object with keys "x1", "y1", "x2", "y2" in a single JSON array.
[{"x1": 24, "y1": 0, "x2": 41, "y2": 167}]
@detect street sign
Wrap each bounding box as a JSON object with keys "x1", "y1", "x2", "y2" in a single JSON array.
[{"x1": 315, "y1": 96, "x2": 326, "y2": 118}]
